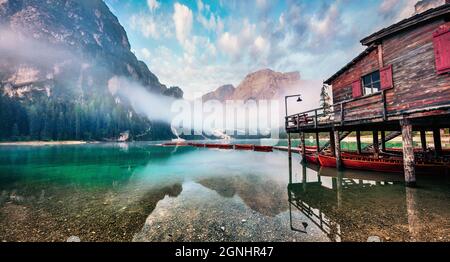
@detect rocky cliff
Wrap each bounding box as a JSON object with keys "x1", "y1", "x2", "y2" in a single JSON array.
[
  {"x1": 203, "y1": 69, "x2": 301, "y2": 102},
  {"x1": 0, "y1": 0, "x2": 181, "y2": 141}
]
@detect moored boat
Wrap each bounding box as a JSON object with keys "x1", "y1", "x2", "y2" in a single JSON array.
[
  {"x1": 318, "y1": 154, "x2": 449, "y2": 173},
  {"x1": 253, "y1": 145, "x2": 273, "y2": 152},
  {"x1": 235, "y1": 144, "x2": 254, "y2": 150},
  {"x1": 305, "y1": 153, "x2": 320, "y2": 165}
]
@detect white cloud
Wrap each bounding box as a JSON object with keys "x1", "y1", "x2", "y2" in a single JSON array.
[
  {"x1": 130, "y1": 13, "x2": 172, "y2": 39},
  {"x1": 147, "y1": 0, "x2": 160, "y2": 12},
  {"x1": 309, "y1": 3, "x2": 340, "y2": 37},
  {"x1": 140, "y1": 48, "x2": 151, "y2": 60},
  {"x1": 217, "y1": 32, "x2": 240, "y2": 57},
  {"x1": 173, "y1": 3, "x2": 193, "y2": 45},
  {"x1": 379, "y1": 0, "x2": 399, "y2": 14},
  {"x1": 197, "y1": 0, "x2": 204, "y2": 12},
  {"x1": 253, "y1": 36, "x2": 269, "y2": 54}
]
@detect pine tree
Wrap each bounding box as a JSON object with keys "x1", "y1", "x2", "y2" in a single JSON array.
[{"x1": 320, "y1": 84, "x2": 332, "y2": 115}]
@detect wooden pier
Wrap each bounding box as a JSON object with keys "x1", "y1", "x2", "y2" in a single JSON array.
[{"x1": 285, "y1": 4, "x2": 450, "y2": 187}]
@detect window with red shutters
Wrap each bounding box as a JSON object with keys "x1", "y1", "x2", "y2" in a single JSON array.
[
  {"x1": 380, "y1": 65, "x2": 393, "y2": 90},
  {"x1": 351, "y1": 79, "x2": 362, "y2": 98},
  {"x1": 433, "y1": 23, "x2": 450, "y2": 75}
]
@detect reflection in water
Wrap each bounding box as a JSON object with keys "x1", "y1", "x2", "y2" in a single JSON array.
[
  {"x1": 287, "y1": 160, "x2": 450, "y2": 242},
  {"x1": 198, "y1": 176, "x2": 288, "y2": 217},
  {"x1": 0, "y1": 142, "x2": 448, "y2": 242}
]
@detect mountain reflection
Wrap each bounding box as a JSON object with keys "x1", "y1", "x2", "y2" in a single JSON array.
[{"x1": 198, "y1": 175, "x2": 288, "y2": 217}]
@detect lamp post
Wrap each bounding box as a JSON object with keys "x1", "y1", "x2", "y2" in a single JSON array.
[
  {"x1": 285, "y1": 94, "x2": 302, "y2": 164},
  {"x1": 285, "y1": 94, "x2": 303, "y2": 118}
]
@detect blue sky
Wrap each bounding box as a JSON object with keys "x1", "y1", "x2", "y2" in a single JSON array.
[{"x1": 104, "y1": 0, "x2": 419, "y2": 99}]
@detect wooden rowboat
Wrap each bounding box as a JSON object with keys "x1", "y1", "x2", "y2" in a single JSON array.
[
  {"x1": 305, "y1": 154, "x2": 320, "y2": 165},
  {"x1": 253, "y1": 145, "x2": 273, "y2": 152},
  {"x1": 205, "y1": 144, "x2": 233, "y2": 149},
  {"x1": 234, "y1": 144, "x2": 254, "y2": 150},
  {"x1": 318, "y1": 154, "x2": 449, "y2": 173}
]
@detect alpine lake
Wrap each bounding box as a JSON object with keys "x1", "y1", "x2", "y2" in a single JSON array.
[{"x1": 0, "y1": 140, "x2": 448, "y2": 242}]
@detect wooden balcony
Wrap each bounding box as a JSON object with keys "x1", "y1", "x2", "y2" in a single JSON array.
[{"x1": 286, "y1": 90, "x2": 450, "y2": 133}]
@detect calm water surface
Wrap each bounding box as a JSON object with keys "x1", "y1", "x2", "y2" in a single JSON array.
[{"x1": 0, "y1": 141, "x2": 448, "y2": 242}]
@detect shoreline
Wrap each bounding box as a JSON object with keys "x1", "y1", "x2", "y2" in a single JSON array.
[{"x1": 0, "y1": 141, "x2": 93, "y2": 146}]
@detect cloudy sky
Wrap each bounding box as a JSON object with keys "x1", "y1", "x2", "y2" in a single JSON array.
[{"x1": 104, "y1": 0, "x2": 419, "y2": 99}]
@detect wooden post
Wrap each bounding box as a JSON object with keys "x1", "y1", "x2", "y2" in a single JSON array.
[
  {"x1": 300, "y1": 132, "x2": 306, "y2": 163},
  {"x1": 401, "y1": 119, "x2": 416, "y2": 187},
  {"x1": 373, "y1": 131, "x2": 379, "y2": 158},
  {"x1": 288, "y1": 132, "x2": 292, "y2": 162},
  {"x1": 315, "y1": 132, "x2": 320, "y2": 153},
  {"x1": 406, "y1": 187, "x2": 420, "y2": 241},
  {"x1": 329, "y1": 131, "x2": 336, "y2": 157},
  {"x1": 302, "y1": 162, "x2": 307, "y2": 191},
  {"x1": 334, "y1": 130, "x2": 342, "y2": 170},
  {"x1": 433, "y1": 128, "x2": 442, "y2": 157},
  {"x1": 381, "y1": 131, "x2": 386, "y2": 152},
  {"x1": 420, "y1": 130, "x2": 427, "y2": 152},
  {"x1": 356, "y1": 130, "x2": 362, "y2": 154},
  {"x1": 288, "y1": 152, "x2": 293, "y2": 184},
  {"x1": 336, "y1": 171, "x2": 343, "y2": 208}
]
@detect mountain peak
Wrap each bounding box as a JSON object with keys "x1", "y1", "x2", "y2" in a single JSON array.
[{"x1": 203, "y1": 69, "x2": 301, "y2": 101}]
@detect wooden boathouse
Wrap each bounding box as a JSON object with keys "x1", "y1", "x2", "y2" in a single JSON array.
[{"x1": 285, "y1": 3, "x2": 450, "y2": 187}]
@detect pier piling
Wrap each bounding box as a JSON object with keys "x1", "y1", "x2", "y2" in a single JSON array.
[
  {"x1": 356, "y1": 131, "x2": 362, "y2": 154},
  {"x1": 373, "y1": 131, "x2": 379, "y2": 158},
  {"x1": 300, "y1": 132, "x2": 306, "y2": 163},
  {"x1": 433, "y1": 128, "x2": 442, "y2": 157},
  {"x1": 330, "y1": 131, "x2": 336, "y2": 157},
  {"x1": 401, "y1": 119, "x2": 416, "y2": 187},
  {"x1": 334, "y1": 130, "x2": 342, "y2": 170},
  {"x1": 420, "y1": 130, "x2": 427, "y2": 152}
]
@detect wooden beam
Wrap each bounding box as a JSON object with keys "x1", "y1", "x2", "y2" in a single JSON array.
[
  {"x1": 288, "y1": 133, "x2": 292, "y2": 161},
  {"x1": 401, "y1": 119, "x2": 416, "y2": 187},
  {"x1": 300, "y1": 132, "x2": 306, "y2": 162},
  {"x1": 334, "y1": 131, "x2": 342, "y2": 170},
  {"x1": 420, "y1": 130, "x2": 427, "y2": 152},
  {"x1": 433, "y1": 129, "x2": 442, "y2": 157},
  {"x1": 381, "y1": 131, "x2": 386, "y2": 152},
  {"x1": 329, "y1": 131, "x2": 336, "y2": 157},
  {"x1": 356, "y1": 130, "x2": 362, "y2": 154},
  {"x1": 373, "y1": 131, "x2": 379, "y2": 158},
  {"x1": 378, "y1": 44, "x2": 384, "y2": 67},
  {"x1": 315, "y1": 132, "x2": 320, "y2": 153}
]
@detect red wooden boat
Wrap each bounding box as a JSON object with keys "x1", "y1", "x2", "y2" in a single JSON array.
[
  {"x1": 318, "y1": 153, "x2": 449, "y2": 173},
  {"x1": 162, "y1": 142, "x2": 188, "y2": 146},
  {"x1": 205, "y1": 143, "x2": 233, "y2": 149},
  {"x1": 305, "y1": 153, "x2": 320, "y2": 165},
  {"x1": 253, "y1": 145, "x2": 273, "y2": 152},
  {"x1": 235, "y1": 144, "x2": 254, "y2": 150},
  {"x1": 217, "y1": 144, "x2": 233, "y2": 149}
]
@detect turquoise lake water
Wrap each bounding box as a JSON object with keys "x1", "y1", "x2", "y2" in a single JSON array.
[{"x1": 0, "y1": 141, "x2": 448, "y2": 242}]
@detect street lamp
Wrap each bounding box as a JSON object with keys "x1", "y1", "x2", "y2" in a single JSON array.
[{"x1": 285, "y1": 94, "x2": 302, "y2": 117}]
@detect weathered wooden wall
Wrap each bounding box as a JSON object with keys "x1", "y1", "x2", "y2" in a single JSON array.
[
  {"x1": 330, "y1": 18, "x2": 450, "y2": 122},
  {"x1": 331, "y1": 49, "x2": 380, "y2": 103},
  {"x1": 383, "y1": 19, "x2": 450, "y2": 115}
]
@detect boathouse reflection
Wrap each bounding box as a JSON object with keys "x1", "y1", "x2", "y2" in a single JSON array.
[{"x1": 287, "y1": 161, "x2": 424, "y2": 241}]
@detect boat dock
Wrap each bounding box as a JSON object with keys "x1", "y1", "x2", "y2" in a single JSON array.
[{"x1": 285, "y1": 5, "x2": 450, "y2": 187}]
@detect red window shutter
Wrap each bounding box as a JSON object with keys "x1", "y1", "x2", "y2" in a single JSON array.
[
  {"x1": 351, "y1": 79, "x2": 362, "y2": 98},
  {"x1": 433, "y1": 23, "x2": 450, "y2": 74},
  {"x1": 380, "y1": 65, "x2": 393, "y2": 90}
]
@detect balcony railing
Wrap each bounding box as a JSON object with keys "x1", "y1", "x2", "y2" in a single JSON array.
[{"x1": 285, "y1": 90, "x2": 387, "y2": 130}]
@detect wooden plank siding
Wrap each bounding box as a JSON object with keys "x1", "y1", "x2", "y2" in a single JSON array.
[
  {"x1": 329, "y1": 18, "x2": 450, "y2": 123},
  {"x1": 383, "y1": 19, "x2": 450, "y2": 116},
  {"x1": 331, "y1": 48, "x2": 380, "y2": 103}
]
